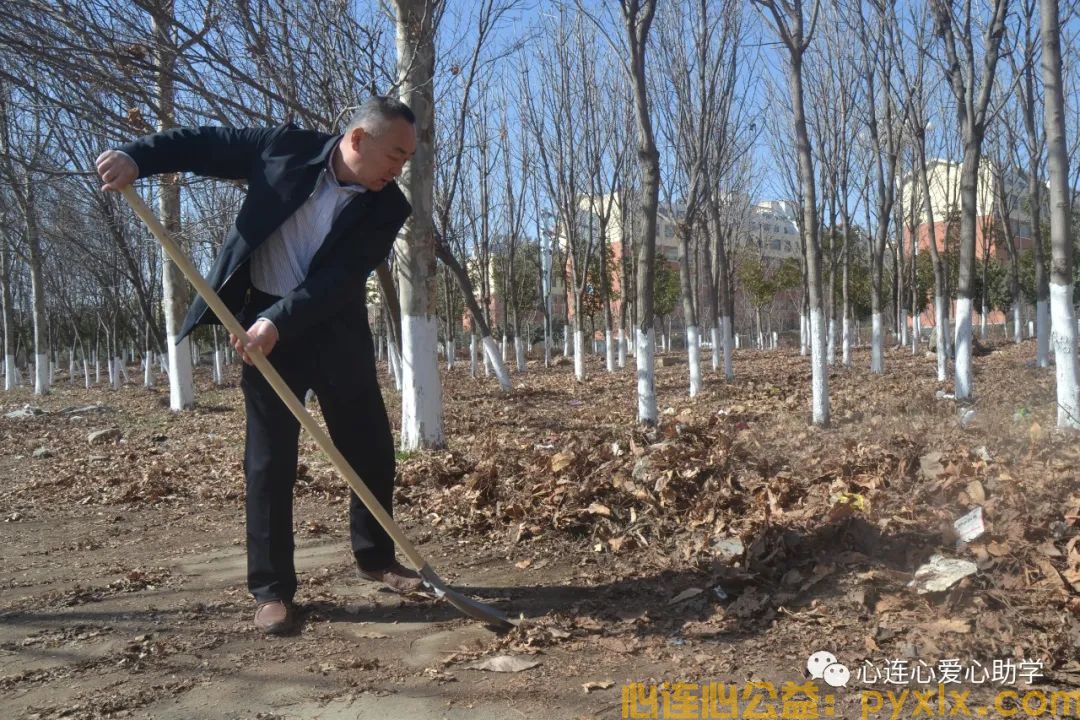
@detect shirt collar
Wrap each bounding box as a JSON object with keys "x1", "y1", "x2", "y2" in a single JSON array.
[{"x1": 325, "y1": 151, "x2": 367, "y2": 194}]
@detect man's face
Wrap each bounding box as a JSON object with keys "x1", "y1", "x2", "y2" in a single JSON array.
[{"x1": 347, "y1": 117, "x2": 417, "y2": 191}]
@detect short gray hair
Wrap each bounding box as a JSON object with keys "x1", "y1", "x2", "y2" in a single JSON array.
[{"x1": 346, "y1": 96, "x2": 416, "y2": 135}]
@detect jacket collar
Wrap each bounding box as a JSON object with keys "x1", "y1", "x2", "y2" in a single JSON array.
[{"x1": 306, "y1": 132, "x2": 343, "y2": 168}]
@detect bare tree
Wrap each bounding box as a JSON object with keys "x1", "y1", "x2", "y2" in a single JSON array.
[
  {"x1": 853, "y1": 0, "x2": 911, "y2": 375},
  {"x1": 617, "y1": 0, "x2": 661, "y2": 424},
  {"x1": 752, "y1": 0, "x2": 829, "y2": 426},
  {"x1": 1011, "y1": 0, "x2": 1050, "y2": 366},
  {"x1": 0, "y1": 81, "x2": 53, "y2": 394},
  {"x1": 394, "y1": 0, "x2": 445, "y2": 449},
  {"x1": 929, "y1": 0, "x2": 1010, "y2": 400},
  {"x1": 523, "y1": 12, "x2": 598, "y2": 383},
  {"x1": 1040, "y1": 0, "x2": 1079, "y2": 427},
  {"x1": 897, "y1": 3, "x2": 950, "y2": 381}
]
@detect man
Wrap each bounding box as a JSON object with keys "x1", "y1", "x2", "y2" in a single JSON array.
[{"x1": 96, "y1": 96, "x2": 423, "y2": 635}]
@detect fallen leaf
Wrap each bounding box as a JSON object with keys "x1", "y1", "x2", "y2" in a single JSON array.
[
  {"x1": 515, "y1": 559, "x2": 533, "y2": 570},
  {"x1": 550, "y1": 451, "x2": 575, "y2": 474},
  {"x1": 922, "y1": 618, "x2": 972, "y2": 635},
  {"x1": 587, "y1": 502, "x2": 612, "y2": 517},
  {"x1": 965, "y1": 480, "x2": 986, "y2": 504},
  {"x1": 668, "y1": 587, "x2": 704, "y2": 605},
  {"x1": 582, "y1": 680, "x2": 615, "y2": 693}
]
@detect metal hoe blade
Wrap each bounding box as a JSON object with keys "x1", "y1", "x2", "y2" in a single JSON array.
[{"x1": 121, "y1": 186, "x2": 516, "y2": 632}]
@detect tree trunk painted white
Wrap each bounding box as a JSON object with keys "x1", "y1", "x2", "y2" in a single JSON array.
[
  {"x1": 800, "y1": 312, "x2": 809, "y2": 356},
  {"x1": 483, "y1": 345, "x2": 491, "y2": 376},
  {"x1": 721, "y1": 316, "x2": 734, "y2": 381},
  {"x1": 827, "y1": 318, "x2": 836, "y2": 365},
  {"x1": 842, "y1": 314, "x2": 851, "y2": 367},
  {"x1": 573, "y1": 330, "x2": 585, "y2": 382},
  {"x1": 618, "y1": 328, "x2": 627, "y2": 369},
  {"x1": 1042, "y1": 0, "x2": 1078, "y2": 425},
  {"x1": 912, "y1": 312, "x2": 920, "y2": 355},
  {"x1": 34, "y1": 352, "x2": 48, "y2": 395},
  {"x1": 810, "y1": 307, "x2": 828, "y2": 425},
  {"x1": 469, "y1": 334, "x2": 477, "y2": 377},
  {"x1": 772, "y1": 331, "x2": 779, "y2": 350},
  {"x1": 394, "y1": 0, "x2": 444, "y2": 450},
  {"x1": 500, "y1": 336, "x2": 507, "y2": 363},
  {"x1": 481, "y1": 335, "x2": 512, "y2": 391},
  {"x1": 213, "y1": 350, "x2": 224, "y2": 386},
  {"x1": 145, "y1": 353, "x2": 155, "y2": 388},
  {"x1": 68, "y1": 352, "x2": 75, "y2": 384},
  {"x1": 400, "y1": 314, "x2": 443, "y2": 448},
  {"x1": 735, "y1": 333, "x2": 741, "y2": 349},
  {"x1": 446, "y1": 339, "x2": 455, "y2": 370},
  {"x1": 387, "y1": 337, "x2": 402, "y2": 391},
  {"x1": 3, "y1": 355, "x2": 12, "y2": 391},
  {"x1": 158, "y1": 353, "x2": 167, "y2": 375},
  {"x1": 687, "y1": 325, "x2": 701, "y2": 398},
  {"x1": 514, "y1": 336, "x2": 525, "y2": 373},
  {"x1": 955, "y1": 297, "x2": 974, "y2": 400},
  {"x1": 120, "y1": 356, "x2": 130, "y2": 384},
  {"x1": 1050, "y1": 284, "x2": 1080, "y2": 426},
  {"x1": 1037, "y1": 300, "x2": 1050, "y2": 367},
  {"x1": 562, "y1": 330, "x2": 570, "y2": 357},
  {"x1": 1013, "y1": 303, "x2": 1023, "y2": 344},
  {"x1": 900, "y1": 310, "x2": 909, "y2": 348},
  {"x1": 934, "y1": 296, "x2": 947, "y2": 381},
  {"x1": 979, "y1": 304, "x2": 989, "y2": 340},
  {"x1": 94, "y1": 355, "x2": 101, "y2": 385},
  {"x1": 152, "y1": 8, "x2": 195, "y2": 411},
  {"x1": 871, "y1": 312, "x2": 884, "y2": 374},
  {"x1": 636, "y1": 328, "x2": 657, "y2": 424},
  {"x1": 710, "y1": 325, "x2": 720, "y2": 372},
  {"x1": 82, "y1": 359, "x2": 90, "y2": 389},
  {"x1": 605, "y1": 330, "x2": 615, "y2": 373}
]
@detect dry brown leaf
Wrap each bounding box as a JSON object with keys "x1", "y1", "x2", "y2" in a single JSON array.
[
  {"x1": 922, "y1": 618, "x2": 972, "y2": 635},
  {"x1": 587, "y1": 502, "x2": 612, "y2": 517},
  {"x1": 668, "y1": 587, "x2": 704, "y2": 605}
]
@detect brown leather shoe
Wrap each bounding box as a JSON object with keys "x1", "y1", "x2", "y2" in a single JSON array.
[
  {"x1": 254, "y1": 600, "x2": 296, "y2": 635},
  {"x1": 358, "y1": 560, "x2": 425, "y2": 594}
]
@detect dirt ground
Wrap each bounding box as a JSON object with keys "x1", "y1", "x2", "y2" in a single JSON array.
[{"x1": 2, "y1": 339, "x2": 1080, "y2": 719}]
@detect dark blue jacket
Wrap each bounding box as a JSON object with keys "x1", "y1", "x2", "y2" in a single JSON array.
[{"x1": 120, "y1": 124, "x2": 411, "y2": 346}]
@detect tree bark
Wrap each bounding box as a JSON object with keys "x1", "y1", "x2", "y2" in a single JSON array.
[
  {"x1": 621, "y1": 0, "x2": 660, "y2": 425},
  {"x1": 1040, "y1": 0, "x2": 1079, "y2": 427},
  {"x1": 394, "y1": 0, "x2": 445, "y2": 449},
  {"x1": 153, "y1": 0, "x2": 194, "y2": 410}
]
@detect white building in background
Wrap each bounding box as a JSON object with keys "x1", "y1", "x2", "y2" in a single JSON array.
[
  {"x1": 898, "y1": 158, "x2": 1038, "y2": 251},
  {"x1": 729, "y1": 200, "x2": 802, "y2": 260}
]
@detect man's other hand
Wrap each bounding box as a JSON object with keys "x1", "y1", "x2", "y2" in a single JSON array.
[
  {"x1": 231, "y1": 319, "x2": 279, "y2": 365},
  {"x1": 95, "y1": 150, "x2": 138, "y2": 192}
]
